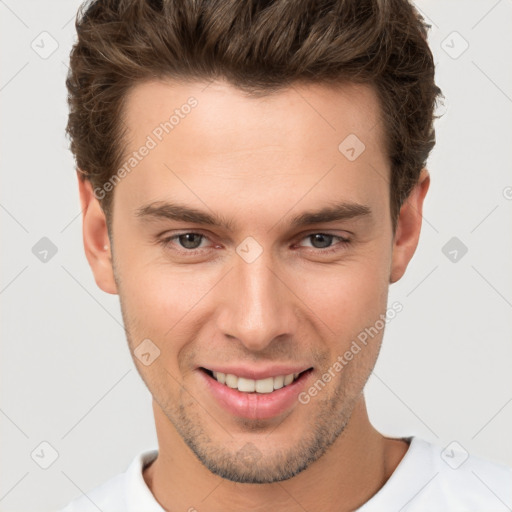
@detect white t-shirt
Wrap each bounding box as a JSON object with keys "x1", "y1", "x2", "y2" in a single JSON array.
[{"x1": 59, "y1": 436, "x2": 511, "y2": 511}]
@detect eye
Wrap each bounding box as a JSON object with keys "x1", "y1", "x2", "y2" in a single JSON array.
[
  {"x1": 298, "y1": 233, "x2": 351, "y2": 253},
  {"x1": 160, "y1": 232, "x2": 209, "y2": 252},
  {"x1": 175, "y1": 232, "x2": 205, "y2": 250},
  {"x1": 158, "y1": 231, "x2": 351, "y2": 256}
]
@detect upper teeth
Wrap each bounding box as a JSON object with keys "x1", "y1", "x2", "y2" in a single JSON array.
[{"x1": 213, "y1": 372, "x2": 300, "y2": 393}]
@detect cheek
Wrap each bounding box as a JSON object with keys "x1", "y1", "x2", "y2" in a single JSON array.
[
  {"x1": 302, "y1": 260, "x2": 390, "y2": 397},
  {"x1": 113, "y1": 226, "x2": 204, "y2": 325},
  {"x1": 114, "y1": 252, "x2": 223, "y2": 363},
  {"x1": 295, "y1": 252, "x2": 390, "y2": 338},
  {"x1": 116, "y1": 268, "x2": 203, "y2": 388}
]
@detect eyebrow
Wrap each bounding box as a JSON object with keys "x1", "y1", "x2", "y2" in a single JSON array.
[{"x1": 135, "y1": 200, "x2": 372, "y2": 231}]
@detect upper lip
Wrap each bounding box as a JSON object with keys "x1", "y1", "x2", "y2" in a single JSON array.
[{"x1": 200, "y1": 365, "x2": 312, "y2": 380}]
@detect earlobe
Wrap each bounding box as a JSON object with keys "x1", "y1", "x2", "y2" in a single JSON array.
[
  {"x1": 77, "y1": 172, "x2": 118, "y2": 295},
  {"x1": 389, "y1": 168, "x2": 430, "y2": 284}
]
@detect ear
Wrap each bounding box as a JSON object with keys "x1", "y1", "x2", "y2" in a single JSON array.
[
  {"x1": 77, "y1": 172, "x2": 118, "y2": 294},
  {"x1": 389, "y1": 168, "x2": 430, "y2": 284}
]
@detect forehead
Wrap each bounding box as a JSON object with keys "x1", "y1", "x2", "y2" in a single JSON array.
[
  {"x1": 115, "y1": 78, "x2": 390, "y2": 225},
  {"x1": 122, "y1": 78, "x2": 386, "y2": 160}
]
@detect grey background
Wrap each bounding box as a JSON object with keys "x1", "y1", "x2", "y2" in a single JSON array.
[{"x1": 1, "y1": 0, "x2": 511, "y2": 510}]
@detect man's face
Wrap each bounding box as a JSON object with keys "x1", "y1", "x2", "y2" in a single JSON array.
[{"x1": 110, "y1": 79, "x2": 394, "y2": 482}]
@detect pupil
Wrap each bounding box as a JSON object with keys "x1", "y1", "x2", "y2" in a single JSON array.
[
  {"x1": 311, "y1": 234, "x2": 332, "y2": 249},
  {"x1": 179, "y1": 233, "x2": 202, "y2": 249}
]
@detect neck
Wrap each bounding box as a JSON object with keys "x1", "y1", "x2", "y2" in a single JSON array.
[{"x1": 143, "y1": 396, "x2": 409, "y2": 512}]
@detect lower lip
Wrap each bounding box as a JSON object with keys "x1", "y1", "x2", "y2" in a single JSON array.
[{"x1": 199, "y1": 370, "x2": 312, "y2": 420}]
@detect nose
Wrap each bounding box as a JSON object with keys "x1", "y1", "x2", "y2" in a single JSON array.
[{"x1": 216, "y1": 250, "x2": 297, "y2": 352}]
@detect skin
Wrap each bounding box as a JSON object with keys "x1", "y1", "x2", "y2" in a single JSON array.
[{"x1": 78, "y1": 79, "x2": 430, "y2": 511}]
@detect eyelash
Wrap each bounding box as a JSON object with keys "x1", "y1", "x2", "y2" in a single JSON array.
[{"x1": 158, "y1": 231, "x2": 351, "y2": 256}]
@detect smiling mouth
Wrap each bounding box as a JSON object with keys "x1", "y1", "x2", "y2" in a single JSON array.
[{"x1": 200, "y1": 368, "x2": 313, "y2": 394}]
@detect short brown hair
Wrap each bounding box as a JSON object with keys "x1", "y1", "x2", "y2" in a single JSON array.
[{"x1": 66, "y1": 0, "x2": 442, "y2": 232}]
